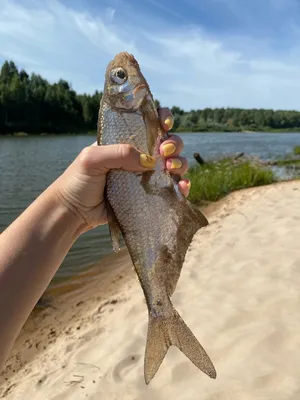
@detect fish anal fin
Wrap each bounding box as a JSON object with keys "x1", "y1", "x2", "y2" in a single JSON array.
[
  {"x1": 156, "y1": 203, "x2": 209, "y2": 298},
  {"x1": 144, "y1": 301, "x2": 216, "y2": 384},
  {"x1": 169, "y1": 203, "x2": 208, "y2": 296}
]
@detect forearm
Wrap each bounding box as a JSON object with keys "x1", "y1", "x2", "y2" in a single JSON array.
[{"x1": 0, "y1": 182, "x2": 83, "y2": 369}]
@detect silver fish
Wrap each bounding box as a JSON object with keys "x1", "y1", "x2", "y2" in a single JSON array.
[{"x1": 97, "y1": 52, "x2": 216, "y2": 384}]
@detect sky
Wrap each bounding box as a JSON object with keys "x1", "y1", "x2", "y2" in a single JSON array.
[{"x1": 1, "y1": 0, "x2": 300, "y2": 111}]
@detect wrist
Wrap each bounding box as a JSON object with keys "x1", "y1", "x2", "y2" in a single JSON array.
[{"x1": 43, "y1": 183, "x2": 87, "y2": 239}]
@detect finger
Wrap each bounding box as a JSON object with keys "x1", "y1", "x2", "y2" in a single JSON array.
[
  {"x1": 166, "y1": 156, "x2": 188, "y2": 176},
  {"x1": 158, "y1": 107, "x2": 174, "y2": 131},
  {"x1": 78, "y1": 144, "x2": 156, "y2": 173},
  {"x1": 178, "y1": 179, "x2": 191, "y2": 198},
  {"x1": 160, "y1": 135, "x2": 184, "y2": 158}
]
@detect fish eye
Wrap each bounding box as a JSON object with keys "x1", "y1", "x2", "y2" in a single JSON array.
[{"x1": 111, "y1": 68, "x2": 127, "y2": 84}]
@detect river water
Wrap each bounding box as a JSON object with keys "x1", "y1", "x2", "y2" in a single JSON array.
[{"x1": 1, "y1": 132, "x2": 299, "y2": 286}]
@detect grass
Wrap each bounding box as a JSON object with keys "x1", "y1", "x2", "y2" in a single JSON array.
[
  {"x1": 187, "y1": 158, "x2": 277, "y2": 204},
  {"x1": 274, "y1": 158, "x2": 300, "y2": 166},
  {"x1": 293, "y1": 146, "x2": 300, "y2": 155}
]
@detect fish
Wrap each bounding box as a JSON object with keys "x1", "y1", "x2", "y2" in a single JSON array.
[{"x1": 97, "y1": 52, "x2": 216, "y2": 384}]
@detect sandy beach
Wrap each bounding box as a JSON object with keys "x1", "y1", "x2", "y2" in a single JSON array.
[{"x1": 1, "y1": 180, "x2": 300, "y2": 400}]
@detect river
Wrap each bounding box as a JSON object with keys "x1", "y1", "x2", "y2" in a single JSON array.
[{"x1": 1, "y1": 132, "x2": 299, "y2": 286}]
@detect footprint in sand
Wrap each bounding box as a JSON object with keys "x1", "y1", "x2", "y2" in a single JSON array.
[
  {"x1": 65, "y1": 342, "x2": 75, "y2": 354},
  {"x1": 112, "y1": 354, "x2": 141, "y2": 382}
]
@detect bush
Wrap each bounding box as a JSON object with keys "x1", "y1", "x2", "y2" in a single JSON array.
[{"x1": 293, "y1": 146, "x2": 300, "y2": 155}]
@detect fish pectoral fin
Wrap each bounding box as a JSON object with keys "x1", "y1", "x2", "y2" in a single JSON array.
[
  {"x1": 144, "y1": 302, "x2": 216, "y2": 385},
  {"x1": 108, "y1": 218, "x2": 122, "y2": 253},
  {"x1": 106, "y1": 200, "x2": 123, "y2": 253}
]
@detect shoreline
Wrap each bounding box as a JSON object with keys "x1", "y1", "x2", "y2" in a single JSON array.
[{"x1": 1, "y1": 179, "x2": 300, "y2": 399}]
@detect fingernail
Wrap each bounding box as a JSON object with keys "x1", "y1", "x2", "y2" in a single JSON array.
[
  {"x1": 164, "y1": 117, "x2": 173, "y2": 130},
  {"x1": 140, "y1": 153, "x2": 156, "y2": 169},
  {"x1": 167, "y1": 158, "x2": 182, "y2": 169},
  {"x1": 184, "y1": 179, "x2": 191, "y2": 189},
  {"x1": 162, "y1": 143, "x2": 176, "y2": 157}
]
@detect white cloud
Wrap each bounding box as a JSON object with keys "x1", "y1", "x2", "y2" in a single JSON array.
[
  {"x1": 147, "y1": 27, "x2": 300, "y2": 109},
  {"x1": 1, "y1": 0, "x2": 300, "y2": 110},
  {"x1": 105, "y1": 7, "x2": 115, "y2": 21}
]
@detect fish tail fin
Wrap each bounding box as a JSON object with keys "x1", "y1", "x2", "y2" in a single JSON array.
[{"x1": 144, "y1": 303, "x2": 216, "y2": 384}]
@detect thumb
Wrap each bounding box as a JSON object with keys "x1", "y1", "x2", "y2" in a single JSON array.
[{"x1": 78, "y1": 144, "x2": 156, "y2": 172}]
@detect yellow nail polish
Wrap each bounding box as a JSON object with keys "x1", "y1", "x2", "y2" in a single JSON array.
[
  {"x1": 140, "y1": 153, "x2": 156, "y2": 168},
  {"x1": 162, "y1": 143, "x2": 176, "y2": 157},
  {"x1": 186, "y1": 180, "x2": 191, "y2": 189},
  {"x1": 170, "y1": 158, "x2": 182, "y2": 169},
  {"x1": 164, "y1": 117, "x2": 173, "y2": 130}
]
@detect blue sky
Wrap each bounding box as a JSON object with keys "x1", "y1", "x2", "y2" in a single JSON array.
[{"x1": 1, "y1": 0, "x2": 300, "y2": 110}]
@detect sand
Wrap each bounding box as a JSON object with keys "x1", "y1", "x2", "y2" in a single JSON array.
[{"x1": 1, "y1": 180, "x2": 300, "y2": 400}]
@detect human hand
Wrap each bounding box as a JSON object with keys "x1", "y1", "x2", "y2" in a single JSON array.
[{"x1": 54, "y1": 108, "x2": 191, "y2": 232}]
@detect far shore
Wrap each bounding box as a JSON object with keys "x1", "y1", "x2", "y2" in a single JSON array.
[
  {"x1": 2, "y1": 128, "x2": 300, "y2": 137},
  {"x1": 1, "y1": 179, "x2": 300, "y2": 399}
]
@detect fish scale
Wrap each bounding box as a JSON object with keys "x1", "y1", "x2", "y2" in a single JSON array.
[
  {"x1": 97, "y1": 51, "x2": 217, "y2": 384},
  {"x1": 106, "y1": 170, "x2": 178, "y2": 268},
  {"x1": 100, "y1": 101, "x2": 147, "y2": 151}
]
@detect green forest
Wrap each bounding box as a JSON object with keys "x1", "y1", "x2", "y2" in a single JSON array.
[{"x1": 1, "y1": 60, "x2": 300, "y2": 134}]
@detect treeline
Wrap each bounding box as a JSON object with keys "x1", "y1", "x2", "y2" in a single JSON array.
[
  {"x1": 0, "y1": 61, "x2": 101, "y2": 134},
  {"x1": 171, "y1": 106, "x2": 300, "y2": 132},
  {"x1": 1, "y1": 60, "x2": 300, "y2": 134}
]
